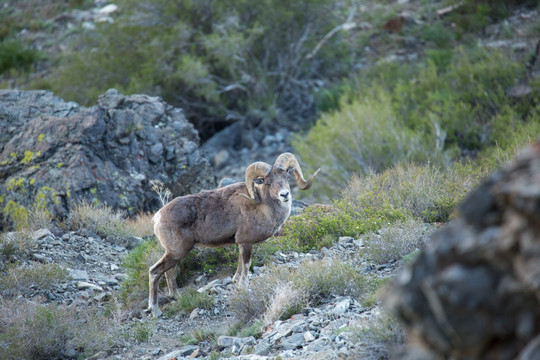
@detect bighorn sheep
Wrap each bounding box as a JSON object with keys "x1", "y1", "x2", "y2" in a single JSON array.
[{"x1": 148, "y1": 153, "x2": 319, "y2": 317}]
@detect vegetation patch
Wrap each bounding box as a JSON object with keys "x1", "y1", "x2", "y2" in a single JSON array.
[
  {"x1": 231, "y1": 258, "x2": 367, "y2": 324},
  {"x1": 0, "y1": 298, "x2": 113, "y2": 360},
  {"x1": 64, "y1": 200, "x2": 134, "y2": 237},
  {"x1": 0, "y1": 262, "x2": 68, "y2": 297}
]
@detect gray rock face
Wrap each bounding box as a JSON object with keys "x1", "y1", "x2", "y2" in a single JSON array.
[
  {"x1": 0, "y1": 89, "x2": 215, "y2": 228},
  {"x1": 386, "y1": 140, "x2": 540, "y2": 359}
]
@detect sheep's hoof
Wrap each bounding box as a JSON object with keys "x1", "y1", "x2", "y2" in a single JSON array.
[{"x1": 145, "y1": 306, "x2": 162, "y2": 318}]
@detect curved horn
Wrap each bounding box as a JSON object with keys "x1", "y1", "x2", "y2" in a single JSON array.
[
  {"x1": 274, "y1": 152, "x2": 320, "y2": 190},
  {"x1": 242, "y1": 161, "x2": 272, "y2": 203}
]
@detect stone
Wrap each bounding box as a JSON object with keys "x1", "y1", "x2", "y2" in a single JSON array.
[
  {"x1": 189, "y1": 308, "x2": 199, "y2": 320},
  {"x1": 32, "y1": 228, "x2": 54, "y2": 241},
  {"x1": 0, "y1": 89, "x2": 215, "y2": 228},
  {"x1": 332, "y1": 297, "x2": 351, "y2": 316},
  {"x1": 76, "y1": 281, "x2": 103, "y2": 291},
  {"x1": 156, "y1": 345, "x2": 199, "y2": 360},
  {"x1": 386, "y1": 140, "x2": 540, "y2": 359},
  {"x1": 69, "y1": 269, "x2": 89, "y2": 282},
  {"x1": 217, "y1": 336, "x2": 255, "y2": 348},
  {"x1": 304, "y1": 331, "x2": 316, "y2": 342},
  {"x1": 197, "y1": 279, "x2": 220, "y2": 293}
]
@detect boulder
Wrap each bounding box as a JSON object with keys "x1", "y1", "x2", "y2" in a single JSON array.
[
  {"x1": 386, "y1": 140, "x2": 540, "y2": 359},
  {"x1": 0, "y1": 89, "x2": 215, "y2": 229}
]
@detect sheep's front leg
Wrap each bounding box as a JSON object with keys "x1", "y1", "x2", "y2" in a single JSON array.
[{"x1": 233, "y1": 243, "x2": 252, "y2": 286}]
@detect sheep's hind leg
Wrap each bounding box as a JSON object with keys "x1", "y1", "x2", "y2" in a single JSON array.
[
  {"x1": 147, "y1": 253, "x2": 179, "y2": 317},
  {"x1": 165, "y1": 266, "x2": 178, "y2": 297}
]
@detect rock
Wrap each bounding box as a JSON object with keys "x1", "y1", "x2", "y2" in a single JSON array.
[
  {"x1": 189, "y1": 308, "x2": 199, "y2": 320},
  {"x1": 217, "y1": 335, "x2": 255, "y2": 349},
  {"x1": 156, "y1": 345, "x2": 199, "y2": 360},
  {"x1": 32, "y1": 228, "x2": 54, "y2": 241},
  {"x1": 76, "y1": 281, "x2": 103, "y2": 291},
  {"x1": 304, "y1": 331, "x2": 316, "y2": 342},
  {"x1": 386, "y1": 140, "x2": 540, "y2": 359},
  {"x1": 197, "y1": 279, "x2": 220, "y2": 293},
  {"x1": 0, "y1": 89, "x2": 215, "y2": 228},
  {"x1": 281, "y1": 332, "x2": 306, "y2": 350},
  {"x1": 68, "y1": 269, "x2": 89, "y2": 282}
]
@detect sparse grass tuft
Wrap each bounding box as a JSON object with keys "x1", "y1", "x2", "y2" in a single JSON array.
[
  {"x1": 181, "y1": 327, "x2": 220, "y2": 346},
  {"x1": 0, "y1": 231, "x2": 35, "y2": 265},
  {"x1": 165, "y1": 288, "x2": 214, "y2": 317},
  {"x1": 65, "y1": 199, "x2": 133, "y2": 237}
]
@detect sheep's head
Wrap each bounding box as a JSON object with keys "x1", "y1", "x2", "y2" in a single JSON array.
[{"x1": 242, "y1": 153, "x2": 320, "y2": 204}]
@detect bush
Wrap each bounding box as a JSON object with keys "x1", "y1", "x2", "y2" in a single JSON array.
[
  {"x1": 64, "y1": 200, "x2": 133, "y2": 237},
  {"x1": 165, "y1": 288, "x2": 214, "y2": 317},
  {"x1": 295, "y1": 46, "x2": 540, "y2": 199},
  {"x1": 0, "y1": 39, "x2": 39, "y2": 74},
  {"x1": 0, "y1": 231, "x2": 35, "y2": 265},
  {"x1": 0, "y1": 262, "x2": 68, "y2": 296},
  {"x1": 344, "y1": 162, "x2": 488, "y2": 223},
  {"x1": 0, "y1": 298, "x2": 113, "y2": 359},
  {"x1": 362, "y1": 219, "x2": 435, "y2": 265},
  {"x1": 46, "y1": 0, "x2": 355, "y2": 135},
  {"x1": 348, "y1": 313, "x2": 406, "y2": 360},
  {"x1": 230, "y1": 258, "x2": 367, "y2": 324}
]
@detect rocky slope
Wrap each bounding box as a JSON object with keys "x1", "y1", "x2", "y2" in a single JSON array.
[{"x1": 4, "y1": 225, "x2": 402, "y2": 360}]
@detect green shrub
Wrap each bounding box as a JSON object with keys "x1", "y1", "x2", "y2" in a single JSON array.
[
  {"x1": 0, "y1": 39, "x2": 39, "y2": 74},
  {"x1": 0, "y1": 231, "x2": 35, "y2": 264},
  {"x1": 46, "y1": 0, "x2": 355, "y2": 133},
  {"x1": 348, "y1": 313, "x2": 406, "y2": 360},
  {"x1": 295, "y1": 46, "x2": 539, "y2": 200},
  {"x1": 344, "y1": 162, "x2": 487, "y2": 223}
]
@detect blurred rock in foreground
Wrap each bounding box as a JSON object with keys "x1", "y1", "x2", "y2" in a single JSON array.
[
  {"x1": 386, "y1": 140, "x2": 540, "y2": 360},
  {"x1": 0, "y1": 89, "x2": 215, "y2": 229}
]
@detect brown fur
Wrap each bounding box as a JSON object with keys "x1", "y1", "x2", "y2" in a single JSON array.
[{"x1": 147, "y1": 167, "x2": 294, "y2": 316}]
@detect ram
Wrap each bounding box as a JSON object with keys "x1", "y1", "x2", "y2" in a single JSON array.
[{"x1": 148, "y1": 152, "x2": 319, "y2": 316}]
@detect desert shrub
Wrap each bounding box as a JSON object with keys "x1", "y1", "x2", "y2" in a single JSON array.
[
  {"x1": 344, "y1": 162, "x2": 488, "y2": 223},
  {"x1": 0, "y1": 262, "x2": 68, "y2": 296},
  {"x1": 126, "y1": 212, "x2": 155, "y2": 238},
  {"x1": 64, "y1": 200, "x2": 133, "y2": 237},
  {"x1": 348, "y1": 313, "x2": 406, "y2": 360},
  {"x1": 230, "y1": 258, "x2": 367, "y2": 324},
  {"x1": 0, "y1": 298, "x2": 113, "y2": 359},
  {"x1": 295, "y1": 47, "x2": 540, "y2": 199},
  {"x1": 293, "y1": 91, "x2": 441, "y2": 198},
  {"x1": 270, "y1": 198, "x2": 408, "y2": 254},
  {"x1": 362, "y1": 219, "x2": 435, "y2": 265},
  {"x1": 120, "y1": 238, "x2": 162, "y2": 304},
  {"x1": 46, "y1": 0, "x2": 355, "y2": 135},
  {"x1": 0, "y1": 231, "x2": 35, "y2": 265}
]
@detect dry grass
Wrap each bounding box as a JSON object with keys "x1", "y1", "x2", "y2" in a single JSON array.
[
  {"x1": 344, "y1": 162, "x2": 487, "y2": 222},
  {"x1": 126, "y1": 212, "x2": 155, "y2": 238},
  {"x1": 0, "y1": 298, "x2": 114, "y2": 359},
  {"x1": 0, "y1": 231, "x2": 35, "y2": 265},
  {"x1": 64, "y1": 200, "x2": 133, "y2": 237},
  {"x1": 231, "y1": 258, "x2": 367, "y2": 324},
  {"x1": 0, "y1": 262, "x2": 68, "y2": 296}
]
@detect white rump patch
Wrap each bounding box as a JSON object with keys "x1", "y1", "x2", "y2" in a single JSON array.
[{"x1": 152, "y1": 210, "x2": 162, "y2": 225}]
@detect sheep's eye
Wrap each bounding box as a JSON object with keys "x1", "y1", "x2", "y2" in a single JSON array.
[{"x1": 253, "y1": 178, "x2": 264, "y2": 185}]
